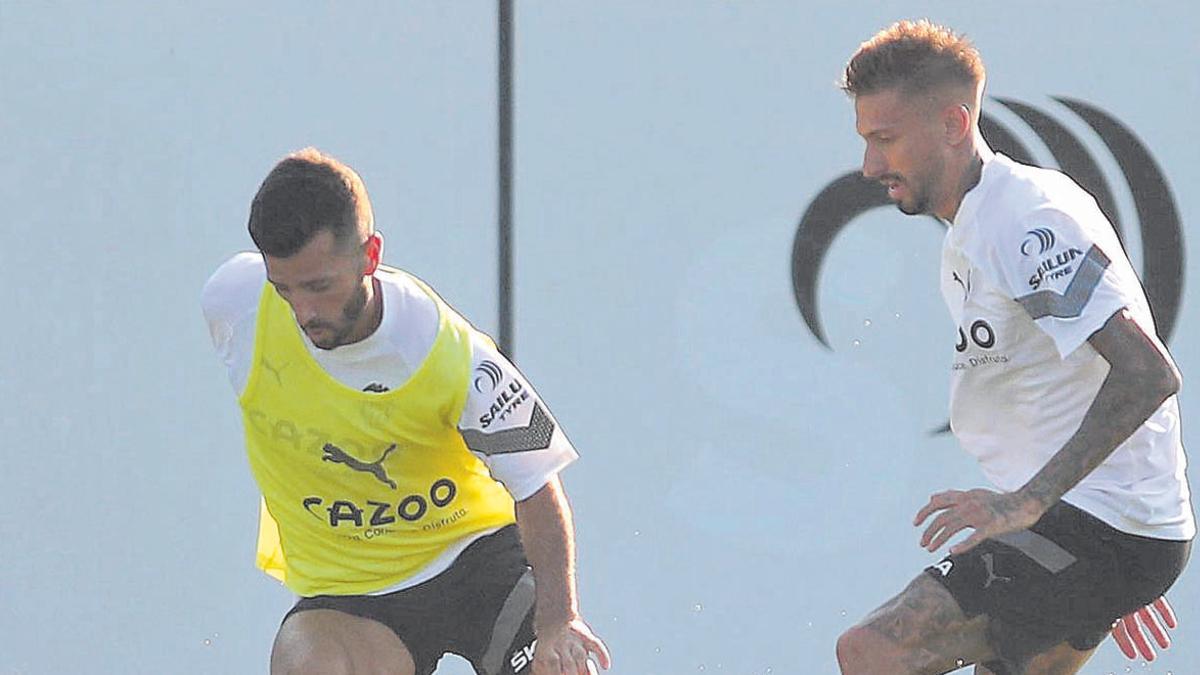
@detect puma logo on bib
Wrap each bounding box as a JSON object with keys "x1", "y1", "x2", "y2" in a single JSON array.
[{"x1": 322, "y1": 442, "x2": 398, "y2": 489}]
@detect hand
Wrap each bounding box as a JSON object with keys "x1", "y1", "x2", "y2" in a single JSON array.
[
  {"x1": 913, "y1": 488, "x2": 1044, "y2": 555},
  {"x1": 533, "y1": 617, "x2": 612, "y2": 675},
  {"x1": 1112, "y1": 596, "x2": 1176, "y2": 661}
]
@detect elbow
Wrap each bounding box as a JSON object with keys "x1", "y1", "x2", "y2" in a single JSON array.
[
  {"x1": 1164, "y1": 364, "x2": 1182, "y2": 399},
  {"x1": 1146, "y1": 357, "x2": 1181, "y2": 406},
  {"x1": 1114, "y1": 352, "x2": 1180, "y2": 410}
]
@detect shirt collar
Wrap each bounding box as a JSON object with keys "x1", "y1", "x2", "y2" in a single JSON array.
[{"x1": 952, "y1": 146, "x2": 1008, "y2": 228}]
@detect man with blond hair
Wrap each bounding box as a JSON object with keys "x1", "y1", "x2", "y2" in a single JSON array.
[
  {"x1": 202, "y1": 148, "x2": 610, "y2": 675},
  {"x1": 834, "y1": 20, "x2": 1193, "y2": 675}
]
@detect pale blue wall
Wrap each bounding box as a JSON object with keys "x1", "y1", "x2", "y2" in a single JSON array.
[{"x1": 2, "y1": 2, "x2": 1196, "y2": 673}]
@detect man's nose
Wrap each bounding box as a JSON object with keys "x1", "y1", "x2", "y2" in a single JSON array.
[
  {"x1": 291, "y1": 298, "x2": 318, "y2": 325},
  {"x1": 862, "y1": 145, "x2": 886, "y2": 179}
]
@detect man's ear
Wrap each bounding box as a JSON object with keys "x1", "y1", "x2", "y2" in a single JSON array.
[
  {"x1": 944, "y1": 103, "x2": 972, "y2": 145},
  {"x1": 363, "y1": 232, "x2": 383, "y2": 275}
]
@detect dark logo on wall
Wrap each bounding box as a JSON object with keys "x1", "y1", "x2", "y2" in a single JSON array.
[
  {"x1": 792, "y1": 96, "x2": 1185, "y2": 349},
  {"x1": 1020, "y1": 228, "x2": 1057, "y2": 256},
  {"x1": 473, "y1": 359, "x2": 504, "y2": 393}
]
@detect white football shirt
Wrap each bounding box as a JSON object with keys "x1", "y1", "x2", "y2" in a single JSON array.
[{"x1": 942, "y1": 152, "x2": 1194, "y2": 540}]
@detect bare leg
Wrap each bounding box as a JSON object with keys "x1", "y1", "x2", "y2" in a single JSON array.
[
  {"x1": 271, "y1": 609, "x2": 417, "y2": 675},
  {"x1": 837, "y1": 574, "x2": 994, "y2": 674}
]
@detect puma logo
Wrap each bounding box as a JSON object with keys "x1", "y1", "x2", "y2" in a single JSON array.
[
  {"x1": 261, "y1": 357, "x2": 290, "y2": 386},
  {"x1": 981, "y1": 553, "x2": 1013, "y2": 589},
  {"x1": 321, "y1": 442, "x2": 398, "y2": 489},
  {"x1": 952, "y1": 270, "x2": 972, "y2": 301}
]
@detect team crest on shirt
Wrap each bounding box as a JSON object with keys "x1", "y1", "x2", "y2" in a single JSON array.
[{"x1": 360, "y1": 398, "x2": 401, "y2": 429}]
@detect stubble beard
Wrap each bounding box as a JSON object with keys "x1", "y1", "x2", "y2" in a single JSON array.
[
  {"x1": 896, "y1": 161, "x2": 943, "y2": 217},
  {"x1": 896, "y1": 190, "x2": 929, "y2": 216},
  {"x1": 311, "y1": 282, "x2": 369, "y2": 350}
]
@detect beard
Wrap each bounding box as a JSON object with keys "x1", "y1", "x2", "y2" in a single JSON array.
[
  {"x1": 306, "y1": 282, "x2": 369, "y2": 350},
  {"x1": 886, "y1": 171, "x2": 935, "y2": 217},
  {"x1": 896, "y1": 191, "x2": 930, "y2": 216}
]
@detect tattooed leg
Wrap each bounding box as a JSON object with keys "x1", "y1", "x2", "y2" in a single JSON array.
[{"x1": 837, "y1": 574, "x2": 993, "y2": 675}]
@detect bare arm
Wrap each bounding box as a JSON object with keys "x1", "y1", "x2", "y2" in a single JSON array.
[
  {"x1": 917, "y1": 309, "x2": 1180, "y2": 553},
  {"x1": 1016, "y1": 309, "x2": 1180, "y2": 509},
  {"x1": 515, "y1": 476, "x2": 580, "y2": 630},
  {"x1": 514, "y1": 476, "x2": 611, "y2": 673}
]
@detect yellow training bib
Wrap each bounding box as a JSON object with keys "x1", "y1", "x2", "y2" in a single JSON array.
[{"x1": 239, "y1": 274, "x2": 516, "y2": 596}]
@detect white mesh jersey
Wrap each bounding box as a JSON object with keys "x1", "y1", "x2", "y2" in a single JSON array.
[
  {"x1": 942, "y1": 152, "x2": 1194, "y2": 540},
  {"x1": 201, "y1": 252, "x2": 579, "y2": 590}
]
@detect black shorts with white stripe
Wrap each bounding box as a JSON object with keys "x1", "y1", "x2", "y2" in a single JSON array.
[
  {"x1": 924, "y1": 500, "x2": 1190, "y2": 674},
  {"x1": 284, "y1": 525, "x2": 537, "y2": 675}
]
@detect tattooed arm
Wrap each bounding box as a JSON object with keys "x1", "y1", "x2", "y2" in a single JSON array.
[
  {"x1": 916, "y1": 309, "x2": 1179, "y2": 554},
  {"x1": 1017, "y1": 309, "x2": 1180, "y2": 509}
]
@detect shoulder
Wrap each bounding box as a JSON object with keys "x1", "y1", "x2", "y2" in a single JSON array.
[
  {"x1": 971, "y1": 159, "x2": 1110, "y2": 257},
  {"x1": 373, "y1": 266, "x2": 443, "y2": 364},
  {"x1": 459, "y1": 335, "x2": 538, "y2": 433},
  {"x1": 200, "y1": 252, "x2": 265, "y2": 325}
]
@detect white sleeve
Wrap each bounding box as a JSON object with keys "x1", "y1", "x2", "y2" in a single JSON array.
[
  {"x1": 200, "y1": 252, "x2": 265, "y2": 393},
  {"x1": 457, "y1": 333, "x2": 579, "y2": 501},
  {"x1": 992, "y1": 208, "x2": 1136, "y2": 359}
]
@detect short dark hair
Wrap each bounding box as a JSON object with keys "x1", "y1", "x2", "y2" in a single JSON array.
[
  {"x1": 247, "y1": 147, "x2": 374, "y2": 257},
  {"x1": 841, "y1": 20, "x2": 985, "y2": 98}
]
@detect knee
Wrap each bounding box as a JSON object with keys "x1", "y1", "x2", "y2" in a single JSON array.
[
  {"x1": 836, "y1": 625, "x2": 888, "y2": 675},
  {"x1": 836, "y1": 626, "x2": 865, "y2": 673}
]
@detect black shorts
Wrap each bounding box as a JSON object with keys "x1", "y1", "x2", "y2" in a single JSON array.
[
  {"x1": 924, "y1": 501, "x2": 1190, "y2": 673},
  {"x1": 284, "y1": 525, "x2": 537, "y2": 675}
]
